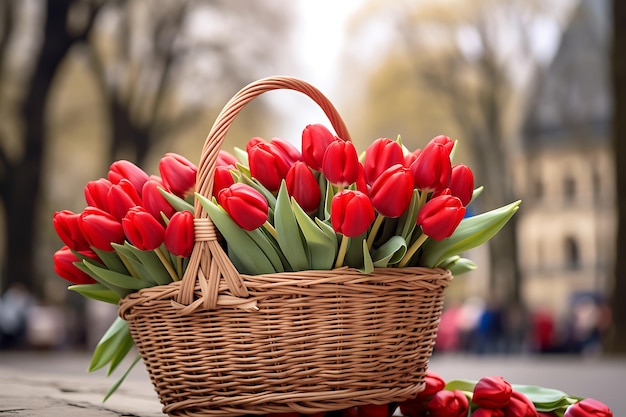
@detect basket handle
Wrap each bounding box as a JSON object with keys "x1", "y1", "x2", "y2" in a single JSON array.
[{"x1": 175, "y1": 76, "x2": 351, "y2": 311}]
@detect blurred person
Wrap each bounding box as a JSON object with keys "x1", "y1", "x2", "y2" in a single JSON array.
[
  {"x1": 0, "y1": 283, "x2": 35, "y2": 349},
  {"x1": 434, "y1": 302, "x2": 462, "y2": 352},
  {"x1": 457, "y1": 297, "x2": 485, "y2": 352},
  {"x1": 530, "y1": 308, "x2": 556, "y2": 353},
  {"x1": 475, "y1": 299, "x2": 506, "y2": 354}
]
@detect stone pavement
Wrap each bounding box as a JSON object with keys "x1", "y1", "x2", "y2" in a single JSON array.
[{"x1": 0, "y1": 351, "x2": 624, "y2": 416}]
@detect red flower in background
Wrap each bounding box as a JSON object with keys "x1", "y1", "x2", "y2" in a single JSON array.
[
  {"x1": 164, "y1": 211, "x2": 194, "y2": 257},
  {"x1": 79, "y1": 207, "x2": 125, "y2": 251},
  {"x1": 322, "y1": 139, "x2": 360, "y2": 187},
  {"x1": 286, "y1": 161, "x2": 322, "y2": 214},
  {"x1": 564, "y1": 398, "x2": 613, "y2": 417},
  {"x1": 363, "y1": 137, "x2": 404, "y2": 186},
  {"x1": 302, "y1": 123, "x2": 337, "y2": 171},
  {"x1": 53, "y1": 210, "x2": 90, "y2": 251},
  {"x1": 473, "y1": 376, "x2": 513, "y2": 409},
  {"x1": 122, "y1": 206, "x2": 165, "y2": 251},
  {"x1": 417, "y1": 193, "x2": 465, "y2": 240},
  {"x1": 53, "y1": 246, "x2": 99, "y2": 285},
  {"x1": 410, "y1": 135, "x2": 454, "y2": 192},
  {"x1": 218, "y1": 183, "x2": 269, "y2": 231},
  {"x1": 330, "y1": 190, "x2": 375, "y2": 237},
  {"x1": 159, "y1": 153, "x2": 197, "y2": 197},
  {"x1": 504, "y1": 391, "x2": 539, "y2": 417},
  {"x1": 108, "y1": 160, "x2": 149, "y2": 197},
  {"x1": 399, "y1": 371, "x2": 446, "y2": 417},
  {"x1": 369, "y1": 164, "x2": 414, "y2": 218}
]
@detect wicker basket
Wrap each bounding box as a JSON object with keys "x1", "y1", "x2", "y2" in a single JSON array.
[{"x1": 118, "y1": 76, "x2": 452, "y2": 417}]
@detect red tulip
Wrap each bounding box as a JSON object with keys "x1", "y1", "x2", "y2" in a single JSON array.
[
  {"x1": 434, "y1": 164, "x2": 474, "y2": 206},
  {"x1": 564, "y1": 399, "x2": 613, "y2": 417},
  {"x1": 84, "y1": 178, "x2": 112, "y2": 212},
  {"x1": 404, "y1": 149, "x2": 421, "y2": 168},
  {"x1": 248, "y1": 141, "x2": 292, "y2": 192},
  {"x1": 213, "y1": 165, "x2": 236, "y2": 197},
  {"x1": 53, "y1": 246, "x2": 99, "y2": 285},
  {"x1": 410, "y1": 135, "x2": 454, "y2": 192},
  {"x1": 107, "y1": 179, "x2": 142, "y2": 221},
  {"x1": 271, "y1": 138, "x2": 303, "y2": 165},
  {"x1": 427, "y1": 390, "x2": 469, "y2": 417},
  {"x1": 218, "y1": 183, "x2": 269, "y2": 231},
  {"x1": 164, "y1": 211, "x2": 195, "y2": 257},
  {"x1": 399, "y1": 372, "x2": 446, "y2": 417},
  {"x1": 159, "y1": 152, "x2": 197, "y2": 197},
  {"x1": 322, "y1": 139, "x2": 361, "y2": 187},
  {"x1": 108, "y1": 160, "x2": 149, "y2": 197},
  {"x1": 417, "y1": 193, "x2": 465, "y2": 241},
  {"x1": 286, "y1": 161, "x2": 322, "y2": 214},
  {"x1": 473, "y1": 376, "x2": 513, "y2": 409},
  {"x1": 142, "y1": 178, "x2": 176, "y2": 224},
  {"x1": 330, "y1": 190, "x2": 375, "y2": 237},
  {"x1": 474, "y1": 408, "x2": 506, "y2": 417},
  {"x1": 364, "y1": 138, "x2": 404, "y2": 186},
  {"x1": 370, "y1": 164, "x2": 414, "y2": 218},
  {"x1": 53, "y1": 210, "x2": 90, "y2": 251},
  {"x1": 217, "y1": 150, "x2": 239, "y2": 167},
  {"x1": 357, "y1": 404, "x2": 388, "y2": 417},
  {"x1": 302, "y1": 123, "x2": 338, "y2": 171},
  {"x1": 122, "y1": 206, "x2": 165, "y2": 250},
  {"x1": 79, "y1": 207, "x2": 125, "y2": 251},
  {"x1": 504, "y1": 391, "x2": 538, "y2": 417},
  {"x1": 246, "y1": 136, "x2": 265, "y2": 153}
]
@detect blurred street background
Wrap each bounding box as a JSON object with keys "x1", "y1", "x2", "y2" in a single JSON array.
[{"x1": 1, "y1": 0, "x2": 626, "y2": 410}]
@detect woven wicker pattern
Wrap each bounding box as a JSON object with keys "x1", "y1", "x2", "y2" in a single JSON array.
[{"x1": 117, "y1": 76, "x2": 452, "y2": 416}]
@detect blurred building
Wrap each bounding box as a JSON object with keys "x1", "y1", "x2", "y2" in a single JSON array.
[{"x1": 516, "y1": 0, "x2": 614, "y2": 319}]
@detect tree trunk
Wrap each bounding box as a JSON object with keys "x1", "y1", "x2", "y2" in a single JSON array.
[
  {"x1": 1, "y1": 0, "x2": 74, "y2": 294},
  {"x1": 608, "y1": 0, "x2": 626, "y2": 354}
]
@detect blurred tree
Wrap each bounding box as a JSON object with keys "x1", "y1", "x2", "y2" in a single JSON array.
[
  {"x1": 0, "y1": 0, "x2": 293, "y2": 294},
  {"x1": 349, "y1": 0, "x2": 556, "y2": 303},
  {"x1": 610, "y1": 0, "x2": 626, "y2": 353}
]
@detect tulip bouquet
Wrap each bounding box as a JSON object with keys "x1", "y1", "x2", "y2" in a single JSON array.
[{"x1": 52, "y1": 124, "x2": 520, "y2": 398}]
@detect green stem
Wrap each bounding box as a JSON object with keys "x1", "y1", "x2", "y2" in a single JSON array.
[
  {"x1": 118, "y1": 253, "x2": 139, "y2": 278},
  {"x1": 175, "y1": 256, "x2": 183, "y2": 278},
  {"x1": 263, "y1": 221, "x2": 278, "y2": 241},
  {"x1": 417, "y1": 190, "x2": 429, "y2": 212},
  {"x1": 154, "y1": 247, "x2": 180, "y2": 282},
  {"x1": 334, "y1": 234, "x2": 350, "y2": 269},
  {"x1": 366, "y1": 213, "x2": 385, "y2": 250},
  {"x1": 397, "y1": 232, "x2": 429, "y2": 268}
]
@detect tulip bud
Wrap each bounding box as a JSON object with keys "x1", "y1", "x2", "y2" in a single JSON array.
[
  {"x1": 474, "y1": 408, "x2": 506, "y2": 417},
  {"x1": 218, "y1": 183, "x2": 269, "y2": 231},
  {"x1": 213, "y1": 165, "x2": 236, "y2": 197},
  {"x1": 53, "y1": 246, "x2": 99, "y2": 285},
  {"x1": 403, "y1": 149, "x2": 421, "y2": 168},
  {"x1": 107, "y1": 179, "x2": 142, "y2": 221},
  {"x1": 357, "y1": 404, "x2": 389, "y2": 417},
  {"x1": 322, "y1": 139, "x2": 361, "y2": 187},
  {"x1": 410, "y1": 135, "x2": 454, "y2": 192},
  {"x1": 286, "y1": 161, "x2": 322, "y2": 214},
  {"x1": 302, "y1": 123, "x2": 337, "y2": 171},
  {"x1": 364, "y1": 138, "x2": 404, "y2": 186},
  {"x1": 217, "y1": 150, "x2": 239, "y2": 167},
  {"x1": 246, "y1": 136, "x2": 265, "y2": 153},
  {"x1": 370, "y1": 164, "x2": 414, "y2": 218},
  {"x1": 473, "y1": 376, "x2": 513, "y2": 409},
  {"x1": 248, "y1": 142, "x2": 292, "y2": 192},
  {"x1": 142, "y1": 178, "x2": 176, "y2": 224},
  {"x1": 417, "y1": 193, "x2": 465, "y2": 241},
  {"x1": 330, "y1": 190, "x2": 375, "y2": 237},
  {"x1": 79, "y1": 207, "x2": 125, "y2": 251},
  {"x1": 564, "y1": 398, "x2": 613, "y2": 417},
  {"x1": 504, "y1": 391, "x2": 539, "y2": 417},
  {"x1": 164, "y1": 211, "x2": 195, "y2": 257},
  {"x1": 108, "y1": 160, "x2": 149, "y2": 197},
  {"x1": 427, "y1": 390, "x2": 469, "y2": 417},
  {"x1": 122, "y1": 206, "x2": 166, "y2": 251},
  {"x1": 271, "y1": 137, "x2": 303, "y2": 165},
  {"x1": 434, "y1": 164, "x2": 474, "y2": 206},
  {"x1": 399, "y1": 371, "x2": 446, "y2": 417},
  {"x1": 53, "y1": 210, "x2": 91, "y2": 251},
  {"x1": 84, "y1": 178, "x2": 112, "y2": 212},
  {"x1": 159, "y1": 152, "x2": 197, "y2": 197}
]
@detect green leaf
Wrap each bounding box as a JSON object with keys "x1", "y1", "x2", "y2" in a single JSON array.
[
  {"x1": 158, "y1": 186, "x2": 194, "y2": 213},
  {"x1": 444, "y1": 379, "x2": 476, "y2": 398},
  {"x1": 89, "y1": 318, "x2": 131, "y2": 372},
  {"x1": 246, "y1": 228, "x2": 285, "y2": 272},
  {"x1": 322, "y1": 178, "x2": 336, "y2": 221},
  {"x1": 421, "y1": 200, "x2": 521, "y2": 267},
  {"x1": 68, "y1": 284, "x2": 120, "y2": 304},
  {"x1": 345, "y1": 232, "x2": 367, "y2": 269},
  {"x1": 106, "y1": 329, "x2": 135, "y2": 376},
  {"x1": 102, "y1": 355, "x2": 142, "y2": 403},
  {"x1": 114, "y1": 242, "x2": 172, "y2": 286},
  {"x1": 83, "y1": 262, "x2": 154, "y2": 291},
  {"x1": 292, "y1": 197, "x2": 338, "y2": 270},
  {"x1": 512, "y1": 384, "x2": 578, "y2": 411},
  {"x1": 396, "y1": 189, "x2": 420, "y2": 240},
  {"x1": 93, "y1": 248, "x2": 129, "y2": 275},
  {"x1": 469, "y1": 186, "x2": 484, "y2": 206},
  {"x1": 74, "y1": 261, "x2": 130, "y2": 298},
  {"x1": 274, "y1": 181, "x2": 309, "y2": 271},
  {"x1": 360, "y1": 239, "x2": 374, "y2": 274},
  {"x1": 197, "y1": 194, "x2": 277, "y2": 274},
  {"x1": 233, "y1": 146, "x2": 249, "y2": 166},
  {"x1": 446, "y1": 257, "x2": 477, "y2": 276},
  {"x1": 372, "y1": 236, "x2": 407, "y2": 267}
]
